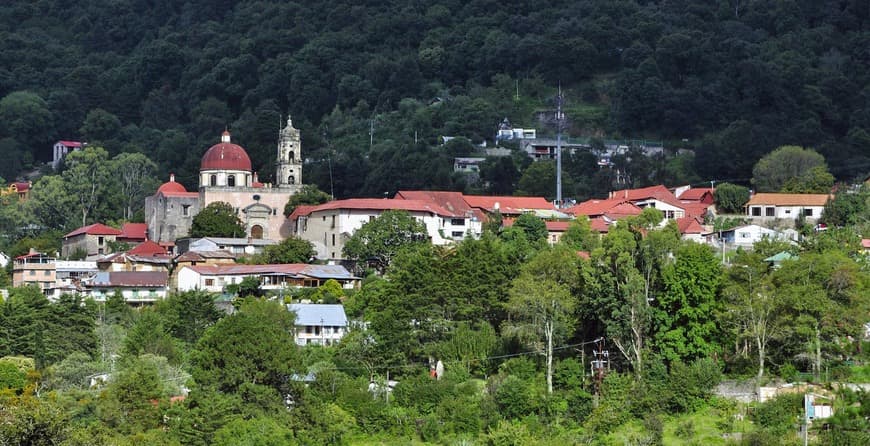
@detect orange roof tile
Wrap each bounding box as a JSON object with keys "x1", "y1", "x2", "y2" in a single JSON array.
[
  {"x1": 564, "y1": 198, "x2": 642, "y2": 218},
  {"x1": 676, "y1": 217, "x2": 705, "y2": 234},
  {"x1": 119, "y1": 223, "x2": 148, "y2": 240},
  {"x1": 678, "y1": 188, "x2": 714, "y2": 201},
  {"x1": 127, "y1": 240, "x2": 167, "y2": 256},
  {"x1": 746, "y1": 193, "x2": 831, "y2": 207},
  {"x1": 589, "y1": 217, "x2": 610, "y2": 233}
]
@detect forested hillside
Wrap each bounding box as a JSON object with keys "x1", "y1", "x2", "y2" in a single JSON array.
[{"x1": 0, "y1": 0, "x2": 867, "y2": 197}]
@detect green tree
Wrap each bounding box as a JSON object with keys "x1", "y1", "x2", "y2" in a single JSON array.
[
  {"x1": 79, "y1": 108, "x2": 121, "y2": 145},
  {"x1": 822, "y1": 186, "x2": 869, "y2": 227},
  {"x1": 510, "y1": 213, "x2": 548, "y2": 245},
  {"x1": 558, "y1": 217, "x2": 600, "y2": 251},
  {"x1": 0, "y1": 91, "x2": 54, "y2": 158},
  {"x1": 254, "y1": 236, "x2": 315, "y2": 264},
  {"x1": 189, "y1": 201, "x2": 245, "y2": 238},
  {"x1": 342, "y1": 210, "x2": 428, "y2": 273},
  {"x1": 655, "y1": 243, "x2": 722, "y2": 363},
  {"x1": 156, "y1": 290, "x2": 223, "y2": 345},
  {"x1": 283, "y1": 184, "x2": 331, "y2": 217},
  {"x1": 752, "y1": 146, "x2": 831, "y2": 193},
  {"x1": 63, "y1": 147, "x2": 113, "y2": 227},
  {"x1": 504, "y1": 247, "x2": 579, "y2": 393},
  {"x1": 714, "y1": 183, "x2": 751, "y2": 214},
  {"x1": 111, "y1": 152, "x2": 158, "y2": 220}
]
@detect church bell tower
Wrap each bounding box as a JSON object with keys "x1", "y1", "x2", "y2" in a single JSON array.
[{"x1": 276, "y1": 116, "x2": 302, "y2": 189}]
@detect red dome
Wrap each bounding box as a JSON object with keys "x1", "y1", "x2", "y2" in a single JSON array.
[
  {"x1": 157, "y1": 174, "x2": 187, "y2": 194},
  {"x1": 200, "y1": 131, "x2": 252, "y2": 171}
]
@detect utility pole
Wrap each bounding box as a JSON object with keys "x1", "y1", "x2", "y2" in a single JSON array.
[
  {"x1": 555, "y1": 85, "x2": 565, "y2": 208},
  {"x1": 591, "y1": 337, "x2": 609, "y2": 407}
]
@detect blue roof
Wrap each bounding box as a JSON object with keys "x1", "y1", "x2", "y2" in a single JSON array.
[{"x1": 287, "y1": 304, "x2": 348, "y2": 327}]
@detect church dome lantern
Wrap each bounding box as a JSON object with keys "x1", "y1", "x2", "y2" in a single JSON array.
[
  {"x1": 157, "y1": 173, "x2": 187, "y2": 194},
  {"x1": 200, "y1": 131, "x2": 252, "y2": 172}
]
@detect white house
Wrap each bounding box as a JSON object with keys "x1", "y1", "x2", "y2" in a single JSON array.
[
  {"x1": 175, "y1": 237, "x2": 278, "y2": 256},
  {"x1": 286, "y1": 303, "x2": 349, "y2": 346},
  {"x1": 176, "y1": 263, "x2": 360, "y2": 293},
  {"x1": 608, "y1": 185, "x2": 687, "y2": 222},
  {"x1": 83, "y1": 271, "x2": 169, "y2": 304},
  {"x1": 717, "y1": 224, "x2": 798, "y2": 250},
  {"x1": 289, "y1": 198, "x2": 481, "y2": 261},
  {"x1": 745, "y1": 193, "x2": 830, "y2": 223},
  {"x1": 52, "y1": 140, "x2": 84, "y2": 169}
]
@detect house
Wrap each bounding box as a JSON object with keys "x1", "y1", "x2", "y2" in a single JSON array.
[
  {"x1": 676, "y1": 217, "x2": 707, "y2": 243},
  {"x1": 95, "y1": 241, "x2": 173, "y2": 273},
  {"x1": 290, "y1": 198, "x2": 479, "y2": 261},
  {"x1": 461, "y1": 195, "x2": 556, "y2": 219},
  {"x1": 83, "y1": 271, "x2": 169, "y2": 304},
  {"x1": 117, "y1": 223, "x2": 148, "y2": 244},
  {"x1": 286, "y1": 304, "x2": 349, "y2": 346},
  {"x1": 545, "y1": 221, "x2": 570, "y2": 245},
  {"x1": 0, "y1": 181, "x2": 31, "y2": 201},
  {"x1": 745, "y1": 193, "x2": 830, "y2": 223},
  {"x1": 608, "y1": 185, "x2": 686, "y2": 221},
  {"x1": 676, "y1": 187, "x2": 715, "y2": 205},
  {"x1": 12, "y1": 250, "x2": 56, "y2": 293},
  {"x1": 454, "y1": 157, "x2": 485, "y2": 174},
  {"x1": 496, "y1": 118, "x2": 536, "y2": 141},
  {"x1": 52, "y1": 140, "x2": 84, "y2": 170},
  {"x1": 175, "y1": 237, "x2": 277, "y2": 256},
  {"x1": 716, "y1": 224, "x2": 797, "y2": 250},
  {"x1": 176, "y1": 263, "x2": 360, "y2": 293},
  {"x1": 563, "y1": 198, "x2": 642, "y2": 220},
  {"x1": 62, "y1": 223, "x2": 123, "y2": 258}
]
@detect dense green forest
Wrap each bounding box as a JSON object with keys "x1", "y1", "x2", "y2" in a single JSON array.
[{"x1": 0, "y1": 0, "x2": 867, "y2": 201}]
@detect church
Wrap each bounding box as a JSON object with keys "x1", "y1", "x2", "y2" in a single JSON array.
[{"x1": 145, "y1": 117, "x2": 303, "y2": 243}]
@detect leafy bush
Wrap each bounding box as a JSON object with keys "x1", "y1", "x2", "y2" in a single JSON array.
[
  {"x1": 752, "y1": 393, "x2": 802, "y2": 436},
  {"x1": 494, "y1": 375, "x2": 534, "y2": 419}
]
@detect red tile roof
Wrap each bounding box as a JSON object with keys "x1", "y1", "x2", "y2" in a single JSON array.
[
  {"x1": 292, "y1": 198, "x2": 456, "y2": 217},
  {"x1": 462, "y1": 195, "x2": 554, "y2": 214},
  {"x1": 12, "y1": 182, "x2": 30, "y2": 192},
  {"x1": 677, "y1": 188, "x2": 714, "y2": 201},
  {"x1": 861, "y1": 239, "x2": 870, "y2": 249},
  {"x1": 676, "y1": 217, "x2": 705, "y2": 234},
  {"x1": 545, "y1": 221, "x2": 571, "y2": 231},
  {"x1": 564, "y1": 198, "x2": 642, "y2": 218},
  {"x1": 681, "y1": 202, "x2": 713, "y2": 219},
  {"x1": 127, "y1": 240, "x2": 166, "y2": 256},
  {"x1": 589, "y1": 217, "x2": 610, "y2": 233},
  {"x1": 64, "y1": 223, "x2": 122, "y2": 238},
  {"x1": 288, "y1": 204, "x2": 317, "y2": 221},
  {"x1": 746, "y1": 193, "x2": 831, "y2": 207},
  {"x1": 119, "y1": 223, "x2": 148, "y2": 241},
  {"x1": 57, "y1": 140, "x2": 83, "y2": 147},
  {"x1": 609, "y1": 185, "x2": 685, "y2": 209}
]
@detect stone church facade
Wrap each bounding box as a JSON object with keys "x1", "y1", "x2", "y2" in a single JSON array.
[{"x1": 146, "y1": 117, "x2": 303, "y2": 243}]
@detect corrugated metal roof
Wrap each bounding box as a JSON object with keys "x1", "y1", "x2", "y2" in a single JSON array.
[
  {"x1": 287, "y1": 304, "x2": 348, "y2": 326},
  {"x1": 184, "y1": 263, "x2": 357, "y2": 280}
]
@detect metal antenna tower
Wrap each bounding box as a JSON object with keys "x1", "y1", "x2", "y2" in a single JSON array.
[{"x1": 555, "y1": 85, "x2": 565, "y2": 207}]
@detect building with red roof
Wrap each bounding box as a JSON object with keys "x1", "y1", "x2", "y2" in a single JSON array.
[
  {"x1": 289, "y1": 197, "x2": 482, "y2": 261},
  {"x1": 1, "y1": 181, "x2": 32, "y2": 201},
  {"x1": 176, "y1": 263, "x2": 359, "y2": 293},
  {"x1": 563, "y1": 198, "x2": 642, "y2": 220},
  {"x1": 52, "y1": 140, "x2": 84, "y2": 170},
  {"x1": 118, "y1": 223, "x2": 148, "y2": 243},
  {"x1": 146, "y1": 117, "x2": 305, "y2": 244},
  {"x1": 677, "y1": 187, "x2": 715, "y2": 204},
  {"x1": 62, "y1": 223, "x2": 123, "y2": 258},
  {"x1": 607, "y1": 185, "x2": 686, "y2": 222}
]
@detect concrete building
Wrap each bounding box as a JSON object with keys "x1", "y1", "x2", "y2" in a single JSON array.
[
  {"x1": 61, "y1": 223, "x2": 122, "y2": 258},
  {"x1": 176, "y1": 263, "x2": 359, "y2": 293},
  {"x1": 146, "y1": 117, "x2": 304, "y2": 243},
  {"x1": 286, "y1": 304, "x2": 349, "y2": 346},
  {"x1": 52, "y1": 140, "x2": 83, "y2": 170},
  {"x1": 12, "y1": 250, "x2": 56, "y2": 293},
  {"x1": 83, "y1": 271, "x2": 169, "y2": 304},
  {"x1": 745, "y1": 193, "x2": 830, "y2": 224}
]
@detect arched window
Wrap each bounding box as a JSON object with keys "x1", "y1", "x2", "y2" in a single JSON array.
[
  {"x1": 288, "y1": 151, "x2": 294, "y2": 161},
  {"x1": 209, "y1": 175, "x2": 217, "y2": 186},
  {"x1": 251, "y1": 225, "x2": 264, "y2": 239},
  {"x1": 227, "y1": 175, "x2": 236, "y2": 187},
  {"x1": 288, "y1": 175, "x2": 295, "y2": 184}
]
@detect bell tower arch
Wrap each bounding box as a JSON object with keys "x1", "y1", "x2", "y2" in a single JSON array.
[{"x1": 276, "y1": 116, "x2": 302, "y2": 189}]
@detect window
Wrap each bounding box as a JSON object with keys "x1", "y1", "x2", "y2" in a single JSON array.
[
  {"x1": 804, "y1": 208, "x2": 813, "y2": 217},
  {"x1": 452, "y1": 231, "x2": 464, "y2": 237},
  {"x1": 751, "y1": 207, "x2": 761, "y2": 216},
  {"x1": 369, "y1": 215, "x2": 375, "y2": 222},
  {"x1": 182, "y1": 205, "x2": 190, "y2": 216},
  {"x1": 288, "y1": 175, "x2": 295, "y2": 184},
  {"x1": 205, "y1": 279, "x2": 214, "y2": 286},
  {"x1": 288, "y1": 151, "x2": 294, "y2": 161},
  {"x1": 765, "y1": 207, "x2": 775, "y2": 217},
  {"x1": 251, "y1": 225, "x2": 264, "y2": 239},
  {"x1": 227, "y1": 175, "x2": 236, "y2": 187},
  {"x1": 29, "y1": 270, "x2": 35, "y2": 276},
  {"x1": 331, "y1": 215, "x2": 335, "y2": 228},
  {"x1": 331, "y1": 252, "x2": 335, "y2": 258},
  {"x1": 665, "y1": 210, "x2": 675, "y2": 219},
  {"x1": 740, "y1": 232, "x2": 751, "y2": 238},
  {"x1": 43, "y1": 270, "x2": 50, "y2": 276},
  {"x1": 98, "y1": 248, "x2": 104, "y2": 254},
  {"x1": 210, "y1": 175, "x2": 217, "y2": 186},
  {"x1": 331, "y1": 233, "x2": 336, "y2": 246},
  {"x1": 451, "y1": 218, "x2": 465, "y2": 226},
  {"x1": 98, "y1": 236, "x2": 104, "y2": 245},
  {"x1": 785, "y1": 210, "x2": 791, "y2": 215}
]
